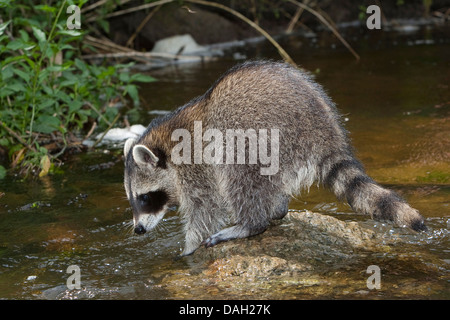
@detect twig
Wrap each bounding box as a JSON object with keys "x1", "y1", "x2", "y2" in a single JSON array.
[
  {"x1": 374, "y1": 0, "x2": 388, "y2": 26},
  {"x1": 84, "y1": 121, "x2": 97, "y2": 141},
  {"x1": 91, "y1": 112, "x2": 121, "y2": 149},
  {"x1": 81, "y1": 0, "x2": 132, "y2": 13},
  {"x1": 287, "y1": 0, "x2": 360, "y2": 61},
  {"x1": 126, "y1": 5, "x2": 162, "y2": 48},
  {"x1": 184, "y1": 0, "x2": 296, "y2": 66},
  {"x1": 85, "y1": 0, "x2": 295, "y2": 65},
  {"x1": 85, "y1": 0, "x2": 173, "y2": 22},
  {"x1": 84, "y1": 0, "x2": 295, "y2": 65},
  {"x1": 85, "y1": 35, "x2": 134, "y2": 53},
  {"x1": 286, "y1": 6, "x2": 305, "y2": 34},
  {"x1": 81, "y1": 50, "x2": 213, "y2": 61},
  {"x1": 317, "y1": 8, "x2": 338, "y2": 30},
  {"x1": 432, "y1": 7, "x2": 450, "y2": 20},
  {"x1": 84, "y1": 102, "x2": 112, "y2": 127},
  {"x1": 0, "y1": 121, "x2": 37, "y2": 152}
]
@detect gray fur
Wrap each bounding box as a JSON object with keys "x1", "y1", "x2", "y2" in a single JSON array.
[{"x1": 124, "y1": 60, "x2": 426, "y2": 256}]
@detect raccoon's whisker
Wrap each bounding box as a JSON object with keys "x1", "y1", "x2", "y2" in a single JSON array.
[
  {"x1": 154, "y1": 220, "x2": 167, "y2": 235},
  {"x1": 118, "y1": 219, "x2": 135, "y2": 237}
]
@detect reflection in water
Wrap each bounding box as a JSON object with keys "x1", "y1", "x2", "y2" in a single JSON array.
[{"x1": 0, "y1": 25, "x2": 449, "y2": 299}]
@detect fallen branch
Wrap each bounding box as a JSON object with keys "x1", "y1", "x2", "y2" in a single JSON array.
[
  {"x1": 183, "y1": 0, "x2": 296, "y2": 66},
  {"x1": 82, "y1": 50, "x2": 215, "y2": 61},
  {"x1": 0, "y1": 121, "x2": 37, "y2": 153},
  {"x1": 126, "y1": 5, "x2": 162, "y2": 47},
  {"x1": 85, "y1": 35, "x2": 134, "y2": 53},
  {"x1": 91, "y1": 112, "x2": 121, "y2": 149},
  {"x1": 84, "y1": 0, "x2": 296, "y2": 66},
  {"x1": 81, "y1": 0, "x2": 132, "y2": 13},
  {"x1": 286, "y1": 5, "x2": 305, "y2": 34},
  {"x1": 83, "y1": 0, "x2": 358, "y2": 65},
  {"x1": 85, "y1": 0, "x2": 173, "y2": 22}
]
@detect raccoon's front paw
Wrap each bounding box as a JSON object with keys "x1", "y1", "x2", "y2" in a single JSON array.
[
  {"x1": 201, "y1": 226, "x2": 249, "y2": 248},
  {"x1": 180, "y1": 242, "x2": 200, "y2": 257},
  {"x1": 201, "y1": 234, "x2": 222, "y2": 248}
]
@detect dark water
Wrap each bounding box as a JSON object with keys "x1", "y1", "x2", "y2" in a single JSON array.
[{"x1": 0, "y1": 25, "x2": 449, "y2": 299}]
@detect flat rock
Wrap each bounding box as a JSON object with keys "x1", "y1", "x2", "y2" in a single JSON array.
[
  {"x1": 156, "y1": 211, "x2": 447, "y2": 298},
  {"x1": 157, "y1": 211, "x2": 389, "y2": 298}
]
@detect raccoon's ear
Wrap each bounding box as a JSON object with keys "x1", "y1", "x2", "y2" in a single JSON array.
[
  {"x1": 132, "y1": 144, "x2": 159, "y2": 168},
  {"x1": 124, "y1": 138, "x2": 136, "y2": 158}
]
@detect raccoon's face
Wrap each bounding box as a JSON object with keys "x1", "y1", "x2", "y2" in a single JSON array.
[{"x1": 123, "y1": 138, "x2": 178, "y2": 235}]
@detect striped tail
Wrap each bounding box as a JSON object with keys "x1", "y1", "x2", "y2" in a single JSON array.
[{"x1": 322, "y1": 157, "x2": 426, "y2": 231}]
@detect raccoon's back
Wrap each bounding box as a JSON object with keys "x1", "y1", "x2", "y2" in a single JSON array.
[
  {"x1": 202, "y1": 61, "x2": 349, "y2": 160},
  {"x1": 205, "y1": 61, "x2": 342, "y2": 133}
]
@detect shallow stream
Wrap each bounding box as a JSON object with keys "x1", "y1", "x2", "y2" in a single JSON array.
[{"x1": 0, "y1": 24, "x2": 449, "y2": 299}]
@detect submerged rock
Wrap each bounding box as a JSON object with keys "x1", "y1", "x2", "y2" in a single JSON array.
[{"x1": 158, "y1": 211, "x2": 380, "y2": 298}]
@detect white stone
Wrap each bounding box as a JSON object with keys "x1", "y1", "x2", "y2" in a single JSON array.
[{"x1": 151, "y1": 34, "x2": 207, "y2": 55}]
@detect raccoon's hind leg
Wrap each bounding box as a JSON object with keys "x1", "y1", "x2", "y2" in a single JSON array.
[{"x1": 271, "y1": 194, "x2": 290, "y2": 220}]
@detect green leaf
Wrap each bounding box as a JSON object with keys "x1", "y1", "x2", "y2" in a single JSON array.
[
  {"x1": 74, "y1": 58, "x2": 88, "y2": 73},
  {"x1": 59, "y1": 78, "x2": 78, "y2": 87},
  {"x1": 0, "y1": 87, "x2": 14, "y2": 97},
  {"x1": 68, "y1": 100, "x2": 82, "y2": 113},
  {"x1": 125, "y1": 84, "x2": 139, "y2": 106},
  {"x1": 31, "y1": 26, "x2": 46, "y2": 43},
  {"x1": 18, "y1": 29, "x2": 29, "y2": 42},
  {"x1": 13, "y1": 68, "x2": 31, "y2": 83},
  {"x1": 35, "y1": 4, "x2": 57, "y2": 13},
  {"x1": 0, "y1": 137, "x2": 10, "y2": 147},
  {"x1": 130, "y1": 73, "x2": 157, "y2": 83},
  {"x1": 119, "y1": 72, "x2": 130, "y2": 82},
  {"x1": 0, "y1": 165, "x2": 6, "y2": 179},
  {"x1": 5, "y1": 81, "x2": 27, "y2": 92},
  {"x1": 55, "y1": 90, "x2": 72, "y2": 104},
  {"x1": 57, "y1": 30, "x2": 83, "y2": 37},
  {"x1": 34, "y1": 115, "x2": 61, "y2": 134},
  {"x1": 1, "y1": 64, "x2": 13, "y2": 80},
  {"x1": 38, "y1": 98, "x2": 57, "y2": 110},
  {"x1": 97, "y1": 19, "x2": 109, "y2": 33},
  {"x1": 38, "y1": 68, "x2": 51, "y2": 85},
  {"x1": 6, "y1": 39, "x2": 32, "y2": 51},
  {"x1": 0, "y1": 20, "x2": 10, "y2": 36}
]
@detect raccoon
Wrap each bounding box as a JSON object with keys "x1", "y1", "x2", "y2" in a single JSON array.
[{"x1": 123, "y1": 60, "x2": 426, "y2": 256}]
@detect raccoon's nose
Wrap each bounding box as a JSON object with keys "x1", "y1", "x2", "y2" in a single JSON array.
[{"x1": 134, "y1": 223, "x2": 146, "y2": 235}]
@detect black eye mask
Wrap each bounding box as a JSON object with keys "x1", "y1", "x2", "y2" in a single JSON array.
[{"x1": 135, "y1": 190, "x2": 169, "y2": 214}]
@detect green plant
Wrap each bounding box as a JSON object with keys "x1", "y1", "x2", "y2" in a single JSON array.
[{"x1": 0, "y1": 0, "x2": 156, "y2": 177}]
